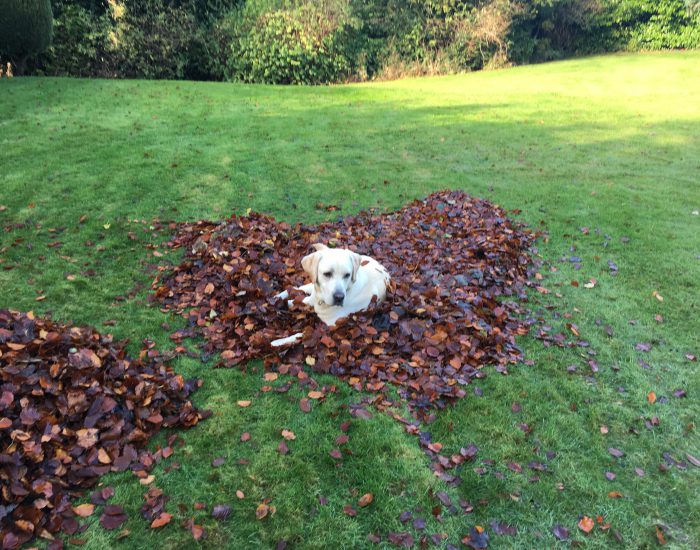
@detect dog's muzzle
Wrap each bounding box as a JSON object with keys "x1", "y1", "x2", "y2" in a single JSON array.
[{"x1": 332, "y1": 292, "x2": 344, "y2": 306}]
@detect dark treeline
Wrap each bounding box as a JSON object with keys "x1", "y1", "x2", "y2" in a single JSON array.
[{"x1": 3, "y1": 0, "x2": 700, "y2": 82}]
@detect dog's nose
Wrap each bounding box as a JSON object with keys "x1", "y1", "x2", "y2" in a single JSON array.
[{"x1": 332, "y1": 292, "x2": 344, "y2": 305}]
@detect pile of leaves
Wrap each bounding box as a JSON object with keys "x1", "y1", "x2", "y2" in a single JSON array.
[
  {"x1": 0, "y1": 309, "x2": 210, "y2": 548},
  {"x1": 152, "y1": 190, "x2": 537, "y2": 411}
]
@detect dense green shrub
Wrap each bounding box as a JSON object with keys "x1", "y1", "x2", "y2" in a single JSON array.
[
  {"x1": 40, "y1": 2, "x2": 112, "y2": 76},
  {"x1": 507, "y1": 0, "x2": 607, "y2": 62},
  {"x1": 0, "y1": 0, "x2": 54, "y2": 74},
  {"x1": 224, "y1": 3, "x2": 354, "y2": 84},
  {"x1": 606, "y1": 0, "x2": 700, "y2": 49},
  {"x1": 110, "y1": 4, "x2": 198, "y2": 80}
]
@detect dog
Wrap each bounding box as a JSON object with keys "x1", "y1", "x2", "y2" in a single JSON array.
[{"x1": 271, "y1": 244, "x2": 390, "y2": 347}]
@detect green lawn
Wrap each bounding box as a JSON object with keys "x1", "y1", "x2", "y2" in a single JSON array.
[{"x1": 1, "y1": 51, "x2": 699, "y2": 549}]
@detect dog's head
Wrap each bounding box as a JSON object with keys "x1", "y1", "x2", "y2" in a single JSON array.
[{"x1": 301, "y1": 243, "x2": 361, "y2": 307}]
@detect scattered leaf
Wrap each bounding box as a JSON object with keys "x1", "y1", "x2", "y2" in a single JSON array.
[
  {"x1": 73, "y1": 504, "x2": 95, "y2": 518},
  {"x1": 342, "y1": 504, "x2": 357, "y2": 517},
  {"x1": 255, "y1": 503, "x2": 270, "y2": 520},
  {"x1": 552, "y1": 524, "x2": 570, "y2": 541},
  {"x1": 150, "y1": 512, "x2": 172, "y2": 529},
  {"x1": 212, "y1": 505, "x2": 232, "y2": 520},
  {"x1": 578, "y1": 516, "x2": 594, "y2": 533}
]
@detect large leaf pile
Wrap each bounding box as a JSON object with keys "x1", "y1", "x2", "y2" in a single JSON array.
[
  {"x1": 0, "y1": 310, "x2": 209, "y2": 548},
  {"x1": 152, "y1": 190, "x2": 537, "y2": 411}
]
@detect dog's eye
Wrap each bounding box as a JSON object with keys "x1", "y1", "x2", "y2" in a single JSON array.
[
  {"x1": 343, "y1": 273, "x2": 350, "y2": 279},
  {"x1": 323, "y1": 271, "x2": 332, "y2": 278}
]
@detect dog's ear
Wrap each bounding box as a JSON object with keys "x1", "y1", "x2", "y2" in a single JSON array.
[
  {"x1": 301, "y1": 251, "x2": 322, "y2": 284},
  {"x1": 311, "y1": 243, "x2": 328, "y2": 252},
  {"x1": 350, "y1": 252, "x2": 361, "y2": 282}
]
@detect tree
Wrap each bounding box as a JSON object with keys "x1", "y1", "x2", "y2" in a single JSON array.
[{"x1": 0, "y1": 0, "x2": 54, "y2": 75}]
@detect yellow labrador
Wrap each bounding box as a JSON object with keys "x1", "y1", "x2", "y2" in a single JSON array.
[{"x1": 271, "y1": 244, "x2": 390, "y2": 347}]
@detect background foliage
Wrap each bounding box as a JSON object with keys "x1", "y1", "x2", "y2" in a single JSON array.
[
  {"x1": 3, "y1": 0, "x2": 700, "y2": 82},
  {"x1": 0, "y1": 0, "x2": 54, "y2": 74}
]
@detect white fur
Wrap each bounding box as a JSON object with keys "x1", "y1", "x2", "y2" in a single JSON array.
[{"x1": 271, "y1": 244, "x2": 390, "y2": 347}]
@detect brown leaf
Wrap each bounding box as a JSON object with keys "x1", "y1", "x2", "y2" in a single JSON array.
[
  {"x1": 608, "y1": 448, "x2": 625, "y2": 458},
  {"x1": 255, "y1": 503, "x2": 269, "y2": 520},
  {"x1": 73, "y1": 503, "x2": 95, "y2": 517},
  {"x1": 343, "y1": 504, "x2": 357, "y2": 517},
  {"x1": 100, "y1": 509, "x2": 128, "y2": 530},
  {"x1": 191, "y1": 524, "x2": 205, "y2": 541},
  {"x1": 656, "y1": 525, "x2": 667, "y2": 545},
  {"x1": 358, "y1": 493, "x2": 373, "y2": 507},
  {"x1": 150, "y1": 512, "x2": 172, "y2": 529},
  {"x1": 578, "y1": 516, "x2": 594, "y2": 533}
]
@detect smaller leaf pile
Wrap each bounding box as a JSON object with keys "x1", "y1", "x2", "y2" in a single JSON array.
[
  {"x1": 0, "y1": 310, "x2": 209, "y2": 548},
  {"x1": 152, "y1": 190, "x2": 536, "y2": 410}
]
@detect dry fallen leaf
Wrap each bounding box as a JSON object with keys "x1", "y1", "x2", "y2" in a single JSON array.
[
  {"x1": 72, "y1": 504, "x2": 95, "y2": 518},
  {"x1": 255, "y1": 503, "x2": 270, "y2": 520},
  {"x1": 191, "y1": 524, "x2": 205, "y2": 540},
  {"x1": 237, "y1": 400, "x2": 251, "y2": 408},
  {"x1": 358, "y1": 493, "x2": 374, "y2": 507},
  {"x1": 150, "y1": 512, "x2": 172, "y2": 529},
  {"x1": 578, "y1": 516, "x2": 594, "y2": 533},
  {"x1": 656, "y1": 525, "x2": 667, "y2": 545}
]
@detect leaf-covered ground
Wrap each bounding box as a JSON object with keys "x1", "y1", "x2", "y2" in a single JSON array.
[{"x1": 1, "y1": 52, "x2": 699, "y2": 548}]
